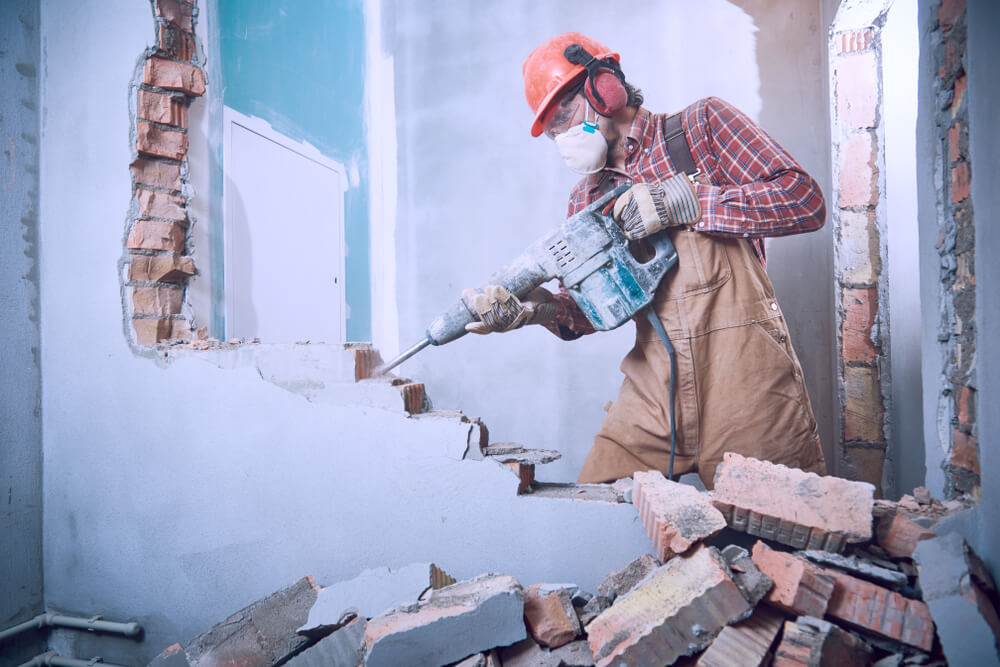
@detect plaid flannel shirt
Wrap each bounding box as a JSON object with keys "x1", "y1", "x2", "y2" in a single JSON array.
[{"x1": 544, "y1": 96, "x2": 826, "y2": 340}]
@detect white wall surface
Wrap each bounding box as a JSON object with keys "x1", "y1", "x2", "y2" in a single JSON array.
[
  {"x1": 35, "y1": 2, "x2": 651, "y2": 663},
  {"x1": 385, "y1": 0, "x2": 835, "y2": 480}
]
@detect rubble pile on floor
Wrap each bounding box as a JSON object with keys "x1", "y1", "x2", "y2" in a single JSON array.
[{"x1": 149, "y1": 454, "x2": 999, "y2": 667}]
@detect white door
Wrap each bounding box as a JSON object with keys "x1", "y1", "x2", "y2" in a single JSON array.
[{"x1": 224, "y1": 108, "x2": 347, "y2": 343}]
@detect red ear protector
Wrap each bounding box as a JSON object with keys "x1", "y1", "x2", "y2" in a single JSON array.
[{"x1": 563, "y1": 43, "x2": 628, "y2": 117}]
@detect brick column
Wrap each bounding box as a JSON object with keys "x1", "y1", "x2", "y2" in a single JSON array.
[
  {"x1": 930, "y1": 0, "x2": 979, "y2": 496},
  {"x1": 830, "y1": 24, "x2": 891, "y2": 495},
  {"x1": 124, "y1": 0, "x2": 203, "y2": 346}
]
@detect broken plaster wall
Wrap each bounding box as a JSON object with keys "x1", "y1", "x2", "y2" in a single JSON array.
[
  {"x1": 387, "y1": 0, "x2": 836, "y2": 482},
  {"x1": 0, "y1": 0, "x2": 45, "y2": 663},
  {"x1": 35, "y1": 4, "x2": 650, "y2": 665}
]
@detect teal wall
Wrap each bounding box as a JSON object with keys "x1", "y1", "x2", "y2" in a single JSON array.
[{"x1": 218, "y1": 0, "x2": 370, "y2": 341}]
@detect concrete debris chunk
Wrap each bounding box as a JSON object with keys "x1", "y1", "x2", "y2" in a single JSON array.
[
  {"x1": 575, "y1": 594, "x2": 611, "y2": 627},
  {"x1": 712, "y1": 453, "x2": 875, "y2": 551},
  {"x1": 633, "y1": 470, "x2": 727, "y2": 561},
  {"x1": 299, "y1": 562, "x2": 436, "y2": 636},
  {"x1": 801, "y1": 549, "x2": 909, "y2": 587},
  {"x1": 363, "y1": 573, "x2": 525, "y2": 667},
  {"x1": 772, "y1": 616, "x2": 872, "y2": 666},
  {"x1": 524, "y1": 584, "x2": 583, "y2": 649},
  {"x1": 696, "y1": 605, "x2": 784, "y2": 667},
  {"x1": 751, "y1": 541, "x2": 836, "y2": 617},
  {"x1": 876, "y1": 512, "x2": 936, "y2": 559},
  {"x1": 448, "y1": 651, "x2": 498, "y2": 667},
  {"x1": 177, "y1": 575, "x2": 320, "y2": 667},
  {"x1": 721, "y1": 545, "x2": 773, "y2": 606},
  {"x1": 597, "y1": 553, "x2": 661, "y2": 602},
  {"x1": 499, "y1": 636, "x2": 595, "y2": 667},
  {"x1": 483, "y1": 443, "x2": 562, "y2": 465},
  {"x1": 913, "y1": 532, "x2": 1000, "y2": 665},
  {"x1": 586, "y1": 544, "x2": 752, "y2": 667},
  {"x1": 822, "y1": 566, "x2": 936, "y2": 651},
  {"x1": 284, "y1": 617, "x2": 366, "y2": 667}
]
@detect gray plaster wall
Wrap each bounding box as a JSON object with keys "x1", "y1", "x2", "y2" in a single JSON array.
[
  {"x1": 0, "y1": 0, "x2": 45, "y2": 662},
  {"x1": 386, "y1": 0, "x2": 836, "y2": 481},
  {"x1": 33, "y1": 2, "x2": 652, "y2": 663}
]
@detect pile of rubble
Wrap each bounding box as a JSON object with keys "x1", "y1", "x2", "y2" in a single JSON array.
[{"x1": 149, "y1": 453, "x2": 999, "y2": 667}]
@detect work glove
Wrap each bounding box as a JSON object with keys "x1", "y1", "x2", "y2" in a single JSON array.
[
  {"x1": 613, "y1": 174, "x2": 702, "y2": 241},
  {"x1": 462, "y1": 285, "x2": 556, "y2": 335}
]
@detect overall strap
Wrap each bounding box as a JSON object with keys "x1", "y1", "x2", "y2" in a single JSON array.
[{"x1": 664, "y1": 112, "x2": 697, "y2": 176}]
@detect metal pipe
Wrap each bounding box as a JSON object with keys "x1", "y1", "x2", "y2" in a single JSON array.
[
  {"x1": 374, "y1": 337, "x2": 431, "y2": 376},
  {"x1": 18, "y1": 651, "x2": 132, "y2": 667},
  {"x1": 0, "y1": 613, "x2": 141, "y2": 644}
]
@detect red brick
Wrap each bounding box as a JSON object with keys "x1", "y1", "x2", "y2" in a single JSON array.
[
  {"x1": 132, "y1": 286, "x2": 183, "y2": 315},
  {"x1": 841, "y1": 287, "x2": 878, "y2": 363},
  {"x1": 132, "y1": 157, "x2": 182, "y2": 191},
  {"x1": 952, "y1": 161, "x2": 970, "y2": 203},
  {"x1": 398, "y1": 382, "x2": 425, "y2": 414},
  {"x1": 838, "y1": 210, "x2": 880, "y2": 284},
  {"x1": 143, "y1": 56, "x2": 205, "y2": 97},
  {"x1": 696, "y1": 605, "x2": 784, "y2": 667},
  {"x1": 838, "y1": 28, "x2": 873, "y2": 54},
  {"x1": 750, "y1": 542, "x2": 835, "y2": 617},
  {"x1": 951, "y1": 429, "x2": 980, "y2": 474},
  {"x1": 875, "y1": 512, "x2": 935, "y2": 559},
  {"x1": 505, "y1": 461, "x2": 534, "y2": 494},
  {"x1": 155, "y1": 0, "x2": 194, "y2": 33},
  {"x1": 953, "y1": 74, "x2": 967, "y2": 117},
  {"x1": 137, "y1": 188, "x2": 187, "y2": 223},
  {"x1": 133, "y1": 316, "x2": 191, "y2": 345},
  {"x1": 840, "y1": 445, "x2": 886, "y2": 495},
  {"x1": 128, "y1": 253, "x2": 195, "y2": 283},
  {"x1": 956, "y1": 384, "x2": 974, "y2": 426},
  {"x1": 772, "y1": 617, "x2": 871, "y2": 667},
  {"x1": 159, "y1": 22, "x2": 195, "y2": 61},
  {"x1": 712, "y1": 453, "x2": 875, "y2": 551},
  {"x1": 823, "y1": 567, "x2": 936, "y2": 651},
  {"x1": 836, "y1": 52, "x2": 878, "y2": 129},
  {"x1": 939, "y1": 0, "x2": 966, "y2": 32},
  {"x1": 844, "y1": 365, "x2": 884, "y2": 442},
  {"x1": 523, "y1": 585, "x2": 581, "y2": 649},
  {"x1": 127, "y1": 220, "x2": 186, "y2": 252},
  {"x1": 949, "y1": 123, "x2": 963, "y2": 163},
  {"x1": 137, "y1": 122, "x2": 188, "y2": 160},
  {"x1": 633, "y1": 470, "x2": 726, "y2": 561},
  {"x1": 587, "y1": 545, "x2": 751, "y2": 667},
  {"x1": 352, "y1": 347, "x2": 384, "y2": 381},
  {"x1": 138, "y1": 89, "x2": 187, "y2": 127},
  {"x1": 839, "y1": 132, "x2": 877, "y2": 208}
]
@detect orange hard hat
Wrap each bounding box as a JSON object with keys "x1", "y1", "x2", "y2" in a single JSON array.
[{"x1": 523, "y1": 32, "x2": 620, "y2": 137}]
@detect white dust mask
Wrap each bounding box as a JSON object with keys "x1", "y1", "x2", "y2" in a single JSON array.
[{"x1": 554, "y1": 102, "x2": 607, "y2": 175}]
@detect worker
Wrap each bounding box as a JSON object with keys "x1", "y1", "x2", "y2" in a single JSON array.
[{"x1": 464, "y1": 32, "x2": 827, "y2": 489}]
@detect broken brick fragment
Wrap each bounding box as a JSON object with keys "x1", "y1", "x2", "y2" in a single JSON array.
[
  {"x1": 633, "y1": 470, "x2": 727, "y2": 561},
  {"x1": 133, "y1": 316, "x2": 190, "y2": 345},
  {"x1": 155, "y1": 0, "x2": 194, "y2": 32},
  {"x1": 137, "y1": 188, "x2": 187, "y2": 223},
  {"x1": 772, "y1": 616, "x2": 872, "y2": 667},
  {"x1": 823, "y1": 566, "x2": 936, "y2": 651},
  {"x1": 132, "y1": 157, "x2": 182, "y2": 192},
  {"x1": 506, "y1": 461, "x2": 534, "y2": 494},
  {"x1": 138, "y1": 89, "x2": 187, "y2": 127},
  {"x1": 128, "y1": 220, "x2": 186, "y2": 253},
  {"x1": 875, "y1": 512, "x2": 935, "y2": 559},
  {"x1": 720, "y1": 544, "x2": 772, "y2": 606},
  {"x1": 523, "y1": 584, "x2": 582, "y2": 649},
  {"x1": 597, "y1": 553, "x2": 660, "y2": 603},
  {"x1": 159, "y1": 22, "x2": 195, "y2": 61},
  {"x1": 132, "y1": 286, "x2": 183, "y2": 316},
  {"x1": 137, "y1": 122, "x2": 188, "y2": 160},
  {"x1": 586, "y1": 544, "x2": 751, "y2": 667},
  {"x1": 696, "y1": 605, "x2": 784, "y2": 667},
  {"x1": 363, "y1": 574, "x2": 525, "y2": 667},
  {"x1": 914, "y1": 532, "x2": 1000, "y2": 663},
  {"x1": 712, "y1": 453, "x2": 875, "y2": 551},
  {"x1": 751, "y1": 541, "x2": 835, "y2": 617},
  {"x1": 399, "y1": 381, "x2": 425, "y2": 414},
  {"x1": 143, "y1": 56, "x2": 205, "y2": 96},
  {"x1": 351, "y1": 346, "x2": 383, "y2": 381}
]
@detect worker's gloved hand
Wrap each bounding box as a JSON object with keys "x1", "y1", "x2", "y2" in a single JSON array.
[
  {"x1": 462, "y1": 285, "x2": 556, "y2": 335},
  {"x1": 613, "y1": 174, "x2": 702, "y2": 240}
]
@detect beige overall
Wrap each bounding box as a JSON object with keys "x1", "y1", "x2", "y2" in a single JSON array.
[{"x1": 577, "y1": 228, "x2": 827, "y2": 488}]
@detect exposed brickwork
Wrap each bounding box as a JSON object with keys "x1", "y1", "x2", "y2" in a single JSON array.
[
  {"x1": 750, "y1": 542, "x2": 835, "y2": 618},
  {"x1": 505, "y1": 461, "x2": 534, "y2": 494},
  {"x1": 838, "y1": 131, "x2": 877, "y2": 208},
  {"x1": 712, "y1": 454, "x2": 875, "y2": 551},
  {"x1": 837, "y1": 210, "x2": 880, "y2": 284},
  {"x1": 930, "y1": 0, "x2": 979, "y2": 496},
  {"x1": 836, "y1": 51, "x2": 877, "y2": 129},
  {"x1": 822, "y1": 567, "x2": 936, "y2": 651},
  {"x1": 837, "y1": 28, "x2": 874, "y2": 54},
  {"x1": 843, "y1": 365, "x2": 883, "y2": 443},
  {"x1": 841, "y1": 287, "x2": 878, "y2": 363},
  {"x1": 874, "y1": 511, "x2": 935, "y2": 559},
  {"x1": 633, "y1": 470, "x2": 726, "y2": 561},
  {"x1": 586, "y1": 545, "x2": 751, "y2": 667},
  {"x1": 124, "y1": 1, "x2": 204, "y2": 345},
  {"x1": 351, "y1": 347, "x2": 384, "y2": 381}
]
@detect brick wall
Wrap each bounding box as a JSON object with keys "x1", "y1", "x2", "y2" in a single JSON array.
[
  {"x1": 930, "y1": 0, "x2": 979, "y2": 496},
  {"x1": 123, "y1": 0, "x2": 203, "y2": 346},
  {"x1": 830, "y1": 24, "x2": 891, "y2": 495}
]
